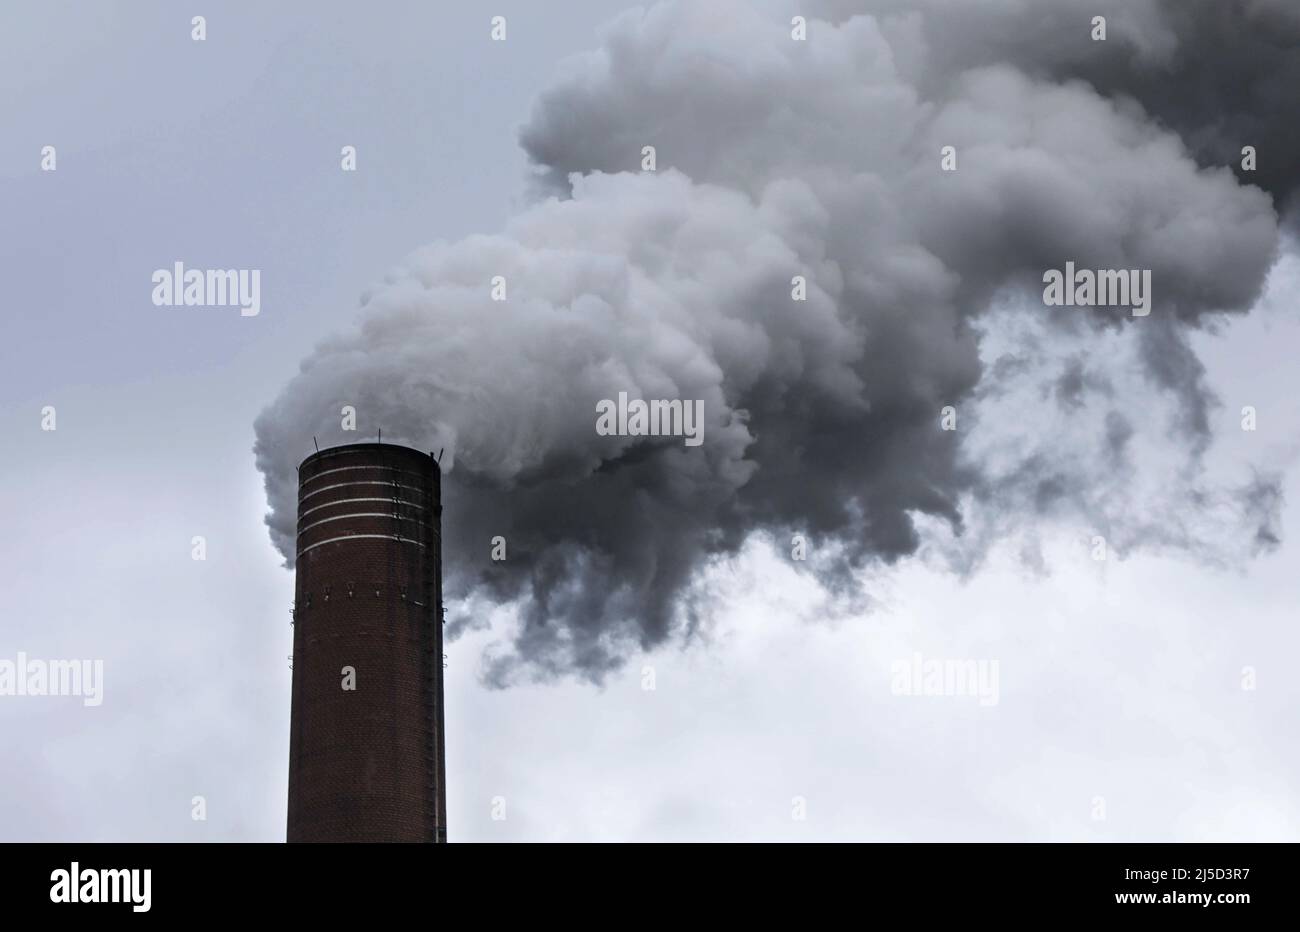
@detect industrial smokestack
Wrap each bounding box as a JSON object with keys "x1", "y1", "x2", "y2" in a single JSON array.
[{"x1": 286, "y1": 443, "x2": 446, "y2": 843}]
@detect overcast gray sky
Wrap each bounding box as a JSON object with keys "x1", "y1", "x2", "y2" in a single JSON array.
[{"x1": 2, "y1": 0, "x2": 1298, "y2": 841}]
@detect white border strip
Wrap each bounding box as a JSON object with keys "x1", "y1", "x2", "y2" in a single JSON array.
[
  {"x1": 297, "y1": 533, "x2": 429, "y2": 557},
  {"x1": 300, "y1": 465, "x2": 425, "y2": 488},
  {"x1": 300, "y1": 480, "x2": 426, "y2": 503},
  {"x1": 298, "y1": 496, "x2": 425, "y2": 520},
  {"x1": 298, "y1": 512, "x2": 426, "y2": 535}
]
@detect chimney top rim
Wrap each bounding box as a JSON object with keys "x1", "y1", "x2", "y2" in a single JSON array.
[{"x1": 298, "y1": 441, "x2": 439, "y2": 471}]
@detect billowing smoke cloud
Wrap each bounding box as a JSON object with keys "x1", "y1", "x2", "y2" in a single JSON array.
[
  {"x1": 813, "y1": 0, "x2": 1300, "y2": 216},
  {"x1": 255, "y1": 0, "x2": 1294, "y2": 684}
]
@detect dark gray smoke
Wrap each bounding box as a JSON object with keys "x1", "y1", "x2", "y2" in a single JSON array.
[
  {"x1": 255, "y1": 0, "x2": 1293, "y2": 684},
  {"x1": 817, "y1": 0, "x2": 1300, "y2": 215}
]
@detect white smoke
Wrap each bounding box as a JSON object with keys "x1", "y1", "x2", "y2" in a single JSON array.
[{"x1": 256, "y1": 0, "x2": 1289, "y2": 684}]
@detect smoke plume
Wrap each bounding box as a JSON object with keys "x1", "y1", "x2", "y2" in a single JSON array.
[{"x1": 255, "y1": 0, "x2": 1294, "y2": 684}]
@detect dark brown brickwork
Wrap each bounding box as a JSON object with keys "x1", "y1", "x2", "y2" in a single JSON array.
[{"x1": 287, "y1": 443, "x2": 446, "y2": 843}]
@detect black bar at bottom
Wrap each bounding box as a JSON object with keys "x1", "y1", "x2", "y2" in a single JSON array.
[{"x1": 0, "y1": 842, "x2": 1287, "y2": 919}]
